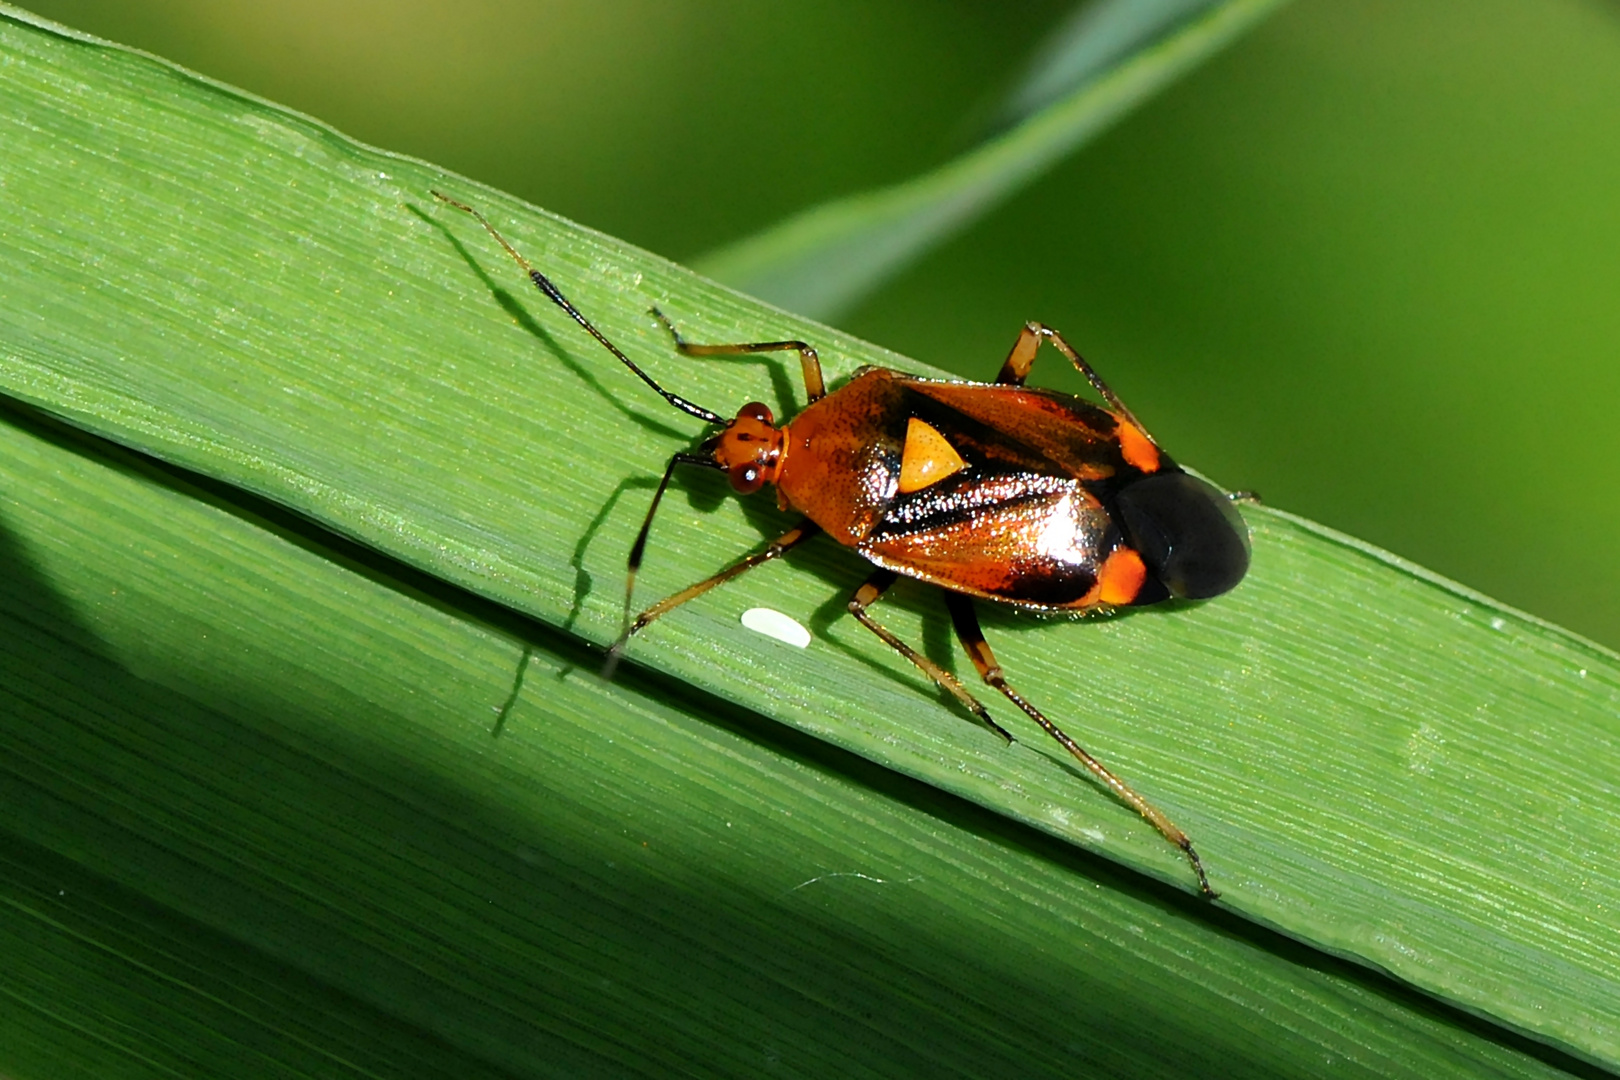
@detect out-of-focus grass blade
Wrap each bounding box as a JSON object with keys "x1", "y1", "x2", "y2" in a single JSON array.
[
  {"x1": 1, "y1": 3, "x2": 1618, "y2": 1069},
  {"x1": 695, "y1": 0, "x2": 1288, "y2": 321},
  {"x1": 995, "y1": 0, "x2": 1218, "y2": 129}
]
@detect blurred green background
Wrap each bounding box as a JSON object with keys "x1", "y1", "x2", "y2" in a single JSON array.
[{"x1": 22, "y1": 0, "x2": 1620, "y2": 649}]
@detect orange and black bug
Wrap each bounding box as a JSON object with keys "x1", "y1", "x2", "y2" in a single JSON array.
[{"x1": 434, "y1": 192, "x2": 1250, "y2": 897}]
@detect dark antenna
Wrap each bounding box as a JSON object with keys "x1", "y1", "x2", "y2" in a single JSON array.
[
  {"x1": 600, "y1": 450, "x2": 720, "y2": 679},
  {"x1": 432, "y1": 191, "x2": 726, "y2": 426}
]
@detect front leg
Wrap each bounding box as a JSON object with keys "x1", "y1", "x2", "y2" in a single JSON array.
[
  {"x1": 603, "y1": 515, "x2": 820, "y2": 677},
  {"x1": 652, "y1": 308, "x2": 827, "y2": 403}
]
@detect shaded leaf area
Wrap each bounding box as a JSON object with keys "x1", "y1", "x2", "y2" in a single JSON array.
[
  {"x1": 694, "y1": 0, "x2": 1289, "y2": 320},
  {"x1": 0, "y1": 5, "x2": 1618, "y2": 1070},
  {"x1": 0, "y1": 387, "x2": 1592, "y2": 1080}
]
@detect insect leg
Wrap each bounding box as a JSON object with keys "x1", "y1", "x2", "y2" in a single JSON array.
[
  {"x1": 602, "y1": 509, "x2": 821, "y2": 677},
  {"x1": 845, "y1": 572, "x2": 1013, "y2": 744},
  {"x1": 994, "y1": 322, "x2": 1154, "y2": 444},
  {"x1": 994, "y1": 323, "x2": 1044, "y2": 386},
  {"x1": 652, "y1": 308, "x2": 827, "y2": 403},
  {"x1": 943, "y1": 590, "x2": 1216, "y2": 898}
]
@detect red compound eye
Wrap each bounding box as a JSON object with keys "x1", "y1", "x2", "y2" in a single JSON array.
[{"x1": 728, "y1": 462, "x2": 764, "y2": 494}]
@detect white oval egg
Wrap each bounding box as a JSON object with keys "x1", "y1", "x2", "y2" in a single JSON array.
[{"x1": 740, "y1": 607, "x2": 811, "y2": 648}]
